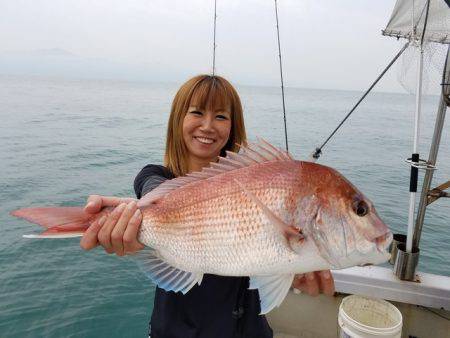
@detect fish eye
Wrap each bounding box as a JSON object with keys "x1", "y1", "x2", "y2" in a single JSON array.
[{"x1": 353, "y1": 200, "x2": 369, "y2": 217}]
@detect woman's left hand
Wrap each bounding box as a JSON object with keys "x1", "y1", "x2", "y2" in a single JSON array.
[{"x1": 292, "y1": 270, "x2": 335, "y2": 296}]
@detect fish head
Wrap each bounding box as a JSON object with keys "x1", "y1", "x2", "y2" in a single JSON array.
[{"x1": 301, "y1": 164, "x2": 392, "y2": 269}]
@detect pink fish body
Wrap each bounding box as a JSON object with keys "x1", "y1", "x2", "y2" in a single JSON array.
[
  {"x1": 142, "y1": 160, "x2": 329, "y2": 275},
  {"x1": 12, "y1": 140, "x2": 392, "y2": 313}
]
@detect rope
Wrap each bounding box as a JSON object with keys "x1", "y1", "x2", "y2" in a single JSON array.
[
  {"x1": 212, "y1": 0, "x2": 218, "y2": 76},
  {"x1": 274, "y1": 0, "x2": 289, "y2": 152},
  {"x1": 310, "y1": 42, "x2": 410, "y2": 160},
  {"x1": 419, "y1": 0, "x2": 431, "y2": 48}
]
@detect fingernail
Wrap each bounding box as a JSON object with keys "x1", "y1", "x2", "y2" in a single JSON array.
[
  {"x1": 98, "y1": 215, "x2": 107, "y2": 225},
  {"x1": 85, "y1": 202, "x2": 94, "y2": 209},
  {"x1": 296, "y1": 274, "x2": 305, "y2": 280},
  {"x1": 116, "y1": 203, "x2": 126, "y2": 212},
  {"x1": 127, "y1": 201, "x2": 137, "y2": 209},
  {"x1": 293, "y1": 288, "x2": 302, "y2": 295},
  {"x1": 131, "y1": 209, "x2": 141, "y2": 220},
  {"x1": 307, "y1": 273, "x2": 315, "y2": 281},
  {"x1": 322, "y1": 271, "x2": 331, "y2": 279}
]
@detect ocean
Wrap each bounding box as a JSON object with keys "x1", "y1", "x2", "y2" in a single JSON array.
[{"x1": 1, "y1": 74, "x2": 449, "y2": 337}]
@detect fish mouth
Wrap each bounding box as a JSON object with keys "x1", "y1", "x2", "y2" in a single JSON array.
[{"x1": 374, "y1": 231, "x2": 393, "y2": 252}]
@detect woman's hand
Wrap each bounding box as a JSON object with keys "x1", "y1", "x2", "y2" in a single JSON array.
[
  {"x1": 292, "y1": 270, "x2": 335, "y2": 297},
  {"x1": 80, "y1": 195, "x2": 144, "y2": 256}
]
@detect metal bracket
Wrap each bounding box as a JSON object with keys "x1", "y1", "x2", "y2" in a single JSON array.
[
  {"x1": 427, "y1": 180, "x2": 450, "y2": 205},
  {"x1": 405, "y1": 158, "x2": 436, "y2": 170}
]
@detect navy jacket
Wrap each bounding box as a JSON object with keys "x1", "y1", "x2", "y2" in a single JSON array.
[{"x1": 134, "y1": 164, "x2": 273, "y2": 338}]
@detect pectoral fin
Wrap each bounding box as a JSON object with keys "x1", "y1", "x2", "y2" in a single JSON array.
[
  {"x1": 249, "y1": 274, "x2": 295, "y2": 314},
  {"x1": 135, "y1": 248, "x2": 203, "y2": 294},
  {"x1": 234, "y1": 179, "x2": 303, "y2": 243}
]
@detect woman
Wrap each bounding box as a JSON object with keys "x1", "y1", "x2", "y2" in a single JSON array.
[{"x1": 80, "y1": 75, "x2": 335, "y2": 338}]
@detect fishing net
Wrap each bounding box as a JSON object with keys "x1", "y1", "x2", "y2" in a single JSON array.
[
  {"x1": 397, "y1": 41, "x2": 448, "y2": 95},
  {"x1": 383, "y1": 0, "x2": 449, "y2": 94}
]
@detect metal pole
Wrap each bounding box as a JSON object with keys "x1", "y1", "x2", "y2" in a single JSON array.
[
  {"x1": 413, "y1": 45, "x2": 450, "y2": 249},
  {"x1": 406, "y1": 44, "x2": 424, "y2": 253},
  {"x1": 406, "y1": 0, "x2": 431, "y2": 253}
]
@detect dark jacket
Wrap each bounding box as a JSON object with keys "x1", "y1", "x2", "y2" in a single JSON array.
[{"x1": 134, "y1": 164, "x2": 273, "y2": 338}]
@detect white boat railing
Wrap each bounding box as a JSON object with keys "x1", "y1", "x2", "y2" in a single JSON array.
[{"x1": 332, "y1": 265, "x2": 450, "y2": 311}]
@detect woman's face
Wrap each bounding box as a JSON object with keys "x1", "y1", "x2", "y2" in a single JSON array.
[{"x1": 182, "y1": 105, "x2": 232, "y2": 163}]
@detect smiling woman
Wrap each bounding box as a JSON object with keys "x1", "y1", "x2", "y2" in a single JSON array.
[
  {"x1": 78, "y1": 74, "x2": 335, "y2": 338},
  {"x1": 165, "y1": 75, "x2": 246, "y2": 176},
  {"x1": 80, "y1": 75, "x2": 276, "y2": 338}
]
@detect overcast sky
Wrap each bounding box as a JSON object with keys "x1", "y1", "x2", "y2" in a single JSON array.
[{"x1": 0, "y1": 0, "x2": 442, "y2": 92}]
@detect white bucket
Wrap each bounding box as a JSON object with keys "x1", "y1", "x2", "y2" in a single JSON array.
[{"x1": 338, "y1": 295, "x2": 402, "y2": 338}]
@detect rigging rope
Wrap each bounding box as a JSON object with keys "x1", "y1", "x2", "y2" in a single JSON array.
[
  {"x1": 420, "y1": 0, "x2": 431, "y2": 48},
  {"x1": 212, "y1": 0, "x2": 217, "y2": 76},
  {"x1": 274, "y1": 0, "x2": 289, "y2": 153},
  {"x1": 310, "y1": 42, "x2": 410, "y2": 161}
]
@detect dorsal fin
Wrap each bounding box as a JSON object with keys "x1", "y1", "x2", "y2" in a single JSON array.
[{"x1": 137, "y1": 138, "x2": 293, "y2": 208}]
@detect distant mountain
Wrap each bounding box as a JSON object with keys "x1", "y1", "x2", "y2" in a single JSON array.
[
  {"x1": 2, "y1": 48, "x2": 77, "y2": 58},
  {"x1": 0, "y1": 48, "x2": 182, "y2": 82}
]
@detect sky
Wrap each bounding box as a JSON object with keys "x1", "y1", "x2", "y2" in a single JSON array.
[{"x1": 0, "y1": 0, "x2": 446, "y2": 93}]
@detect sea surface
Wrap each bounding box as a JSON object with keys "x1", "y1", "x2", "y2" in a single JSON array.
[{"x1": 1, "y1": 75, "x2": 449, "y2": 337}]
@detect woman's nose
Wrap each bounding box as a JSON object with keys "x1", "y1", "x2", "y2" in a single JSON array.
[{"x1": 200, "y1": 115, "x2": 214, "y2": 131}]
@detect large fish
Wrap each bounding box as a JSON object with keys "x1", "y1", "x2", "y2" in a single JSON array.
[{"x1": 11, "y1": 140, "x2": 392, "y2": 314}]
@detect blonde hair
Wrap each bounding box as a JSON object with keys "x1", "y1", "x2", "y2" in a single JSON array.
[{"x1": 164, "y1": 75, "x2": 246, "y2": 177}]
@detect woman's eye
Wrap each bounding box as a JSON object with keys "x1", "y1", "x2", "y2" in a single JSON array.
[
  {"x1": 190, "y1": 110, "x2": 203, "y2": 116},
  {"x1": 216, "y1": 114, "x2": 229, "y2": 120}
]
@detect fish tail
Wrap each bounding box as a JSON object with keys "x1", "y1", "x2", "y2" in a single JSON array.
[{"x1": 11, "y1": 207, "x2": 106, "y2": 239}]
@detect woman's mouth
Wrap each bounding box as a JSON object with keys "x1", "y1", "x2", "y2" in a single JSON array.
[{"x1": 194, "y1": 136, "x2": 215, "y2": 144}]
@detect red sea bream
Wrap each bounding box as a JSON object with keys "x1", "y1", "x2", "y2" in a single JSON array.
[{"x1": 12, "y1": 140, "x2": 392, "y2": 313}]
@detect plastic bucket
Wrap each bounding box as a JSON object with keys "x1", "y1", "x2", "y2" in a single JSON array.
[{"x1": 338, "y1": 295, "x2": 402, "y2": 338}]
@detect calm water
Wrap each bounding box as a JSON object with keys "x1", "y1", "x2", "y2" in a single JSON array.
[{"x1": 1, "y1": 75, "x2": 449, "y2": 337}]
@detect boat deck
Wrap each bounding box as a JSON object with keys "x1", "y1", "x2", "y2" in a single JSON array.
[{"x1": 269, "y1": 290, "x2": 450, "y2": 338}]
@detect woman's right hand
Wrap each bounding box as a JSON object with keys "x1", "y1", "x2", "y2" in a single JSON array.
[{"x1": 80, "y1": 195, "x2": 144, "y2": 256}]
